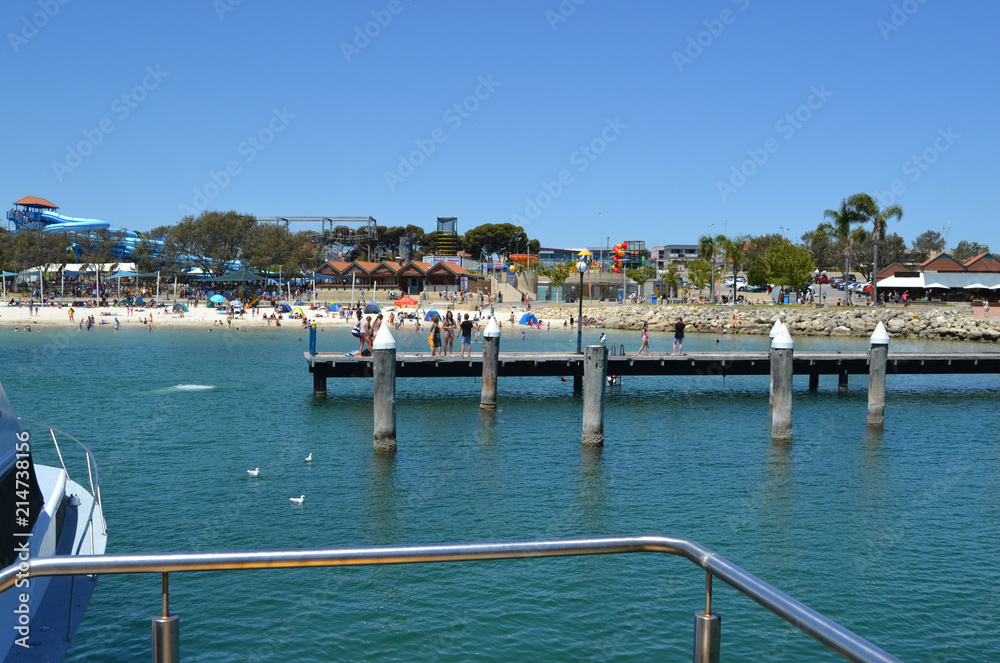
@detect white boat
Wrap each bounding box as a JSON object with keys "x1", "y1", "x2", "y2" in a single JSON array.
[{"x1": 0, "y1": 382, "x2": 107, "y2": 662}]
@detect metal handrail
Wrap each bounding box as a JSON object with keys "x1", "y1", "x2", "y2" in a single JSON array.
[
  {"x1": 0, "y1": 535, "x2": 901, "y2": 662},
  {"x1": 18, "y1": 416, "x2": 107, "y2": 536}
]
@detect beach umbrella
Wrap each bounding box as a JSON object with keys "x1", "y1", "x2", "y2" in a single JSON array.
[
  {"x1": 519, "y1": 313, "x2": 539, "y2": 325},
  {"x1": 364, "y1": 302, "x2": 381, "y2": 314},
  {"x1": 424, "y1": 309, "x2": 440, "y2": 321},
  {"x1": 209, "y1": 294, "x2": 226, "y2": 303},
  {"x1": 327, "y1": 303, "x2": 340, "y2": 312},
  {"x1": 394, "y1": 295, "x2": 418, "y2": 306}
]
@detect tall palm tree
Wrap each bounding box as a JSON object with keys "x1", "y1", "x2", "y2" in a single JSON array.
[
  {"x1": 819, "y1": 198, "x2": 865, "y2": 277},
  {"x1": 849, "y1": 193, "x2": 903, "y2": 304},
  {"x1": 718, "y1": 234, "x2": 751, "y2": 303},
  {"x1": 698, "y1": 232, "x2": 726, "y2": 302}
]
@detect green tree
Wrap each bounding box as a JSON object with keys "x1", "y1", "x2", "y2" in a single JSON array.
[
  {"x1": 626, "y1": 266, "x2": 657, "y2": 298},
  {"x1": 765, "y1": 239, "x2": 815, "y2": 292},
  {"x1": 848, "y1": 193, "x2": 903, "y2": 303},
  {"x1": 801, "y1": 228, "x2": 838, "y2": 271},
  {"x1": 169, "y1": 210, "x2": 257, "y2": 276},
  {"x1": 911, "y1": 230, "x2": 946, "y2": 263},
  {"x1": 854, "y1": 232, "x2": 908, "y2": 279},
  {"x1": 463, "y1": 223, "x2": 534, "y2": 261},
  {"x1": 687, "y1": 257, "x2": 713, "y2": 294},
  {"x1": 952, "y1": 240, "x2": 989, "y2": 263},
  {"x1": 539, "y1": 263, "x2": 572, "y2": 288},
  {"x1": 661, "y1": 263, "x2": 680, "y2": 298},
  {"x1": 819, "y1": 198, "x2": 865, "y2": 276}
]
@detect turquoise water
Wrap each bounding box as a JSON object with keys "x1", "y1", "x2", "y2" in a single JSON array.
[{"x1": 4, "y1": 324, "x2": 1000, "y2": 661}]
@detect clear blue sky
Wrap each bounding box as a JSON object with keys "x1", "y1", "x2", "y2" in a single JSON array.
[{"x1": 4, "y1": 0, "x2": 997, "y2": 251}]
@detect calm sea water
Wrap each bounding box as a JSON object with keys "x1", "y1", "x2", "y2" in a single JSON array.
[{"x1": 3, "y1": 321, "x2": 999, "y2": 661}]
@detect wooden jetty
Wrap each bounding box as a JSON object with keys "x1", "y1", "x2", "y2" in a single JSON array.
[{"x1": 306, "y1": 321, "x2": 1000, "y2": 450}]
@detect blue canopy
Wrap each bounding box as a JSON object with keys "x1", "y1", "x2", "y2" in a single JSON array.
[
  {"x1": 424, "y1": 309, "x2": 440, "y2": 321},
  {"x1": 364, "y1": 302, "x2": 381, "y2": 314},
  {"x1": 520, "y1": 313, "x2": 539, "y2": 325},
  {"x1": 106, "y1": 270, "x2": 140, "y2": 279},
  {"x1": 326, "y1": 303, "x2": 340, "y2": 312},
  {"x1": 0, "y1": 272, "x2": 18, "y2": 278}
]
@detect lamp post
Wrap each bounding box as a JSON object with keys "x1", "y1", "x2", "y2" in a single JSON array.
[
  {"x1": 814, "y1": 268, "x2": 825, "y2": 307},
  {"x1": 576, "y1": 251, "x2": 590, "y2": 354}
]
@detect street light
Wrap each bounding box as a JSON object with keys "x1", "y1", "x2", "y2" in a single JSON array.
[
  {"x1": 575, "y1": 251, "x2": 591, "y2": 354},
  {"x1": 814, "y1": 268, "x2": 826, "y2": 307}
]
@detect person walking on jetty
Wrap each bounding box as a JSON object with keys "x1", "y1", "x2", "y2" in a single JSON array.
[
  {"x1": 672, "y1": 317, "x2": 685, "y2": 355},
  {"x1": 443, "y1": 310, "x2": 456, "y2": 356},
  {"x1": 637, "y1": 321, "x2": 650, "y2": 355}
]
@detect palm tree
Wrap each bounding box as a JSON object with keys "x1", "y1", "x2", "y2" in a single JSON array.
[
  {"x1": 698, "y1": 232, "x2": 726, "y2": 302},
  {"x1": 848, "y1": 193, "x2": 903, "y2": 304},
  {"x1": 718, "y1": 234, "x2": 751, "y2": 303},
  {"x1": 819, "y1": 198, "x2": 865, "y2": 277}
]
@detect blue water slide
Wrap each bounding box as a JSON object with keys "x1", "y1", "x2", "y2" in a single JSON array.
[{"x1": 38, "y1": 210, "x2": 112, "y2": 233}]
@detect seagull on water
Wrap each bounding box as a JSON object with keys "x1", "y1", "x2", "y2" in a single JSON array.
[
  {"x1": 304, "y1": 453, "x2": 312, "y2": 463},
  {"x1": 246, "y1": 468, "x2": 260, "y2": 477},
  {"x1": 290, "y1": 495, "x2": 305, "y2": 504}
]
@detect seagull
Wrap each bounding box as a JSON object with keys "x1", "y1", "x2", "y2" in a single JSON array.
[
  {"x1": 304, "y1": 453, "x2": 312, "y2": 463},
  {"x1": 599, "y1": 333, "x2": 606, "y2": 344},
  {"x1": 289, "y1": 495, "x2": 305, "y2": 504},
  {"x1": 246, "y1": 468, "x2": 260, "y2": 477}
]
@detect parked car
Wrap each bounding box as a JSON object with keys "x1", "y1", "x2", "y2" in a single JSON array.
[{"x1": 814, "y1": 273, "x2": 829, "y2": 283}]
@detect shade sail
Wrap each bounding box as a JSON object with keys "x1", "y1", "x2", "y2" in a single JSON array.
[
  {"x1": 215, "y1": 269, "x2": 265, "y2": 282},
  {"x1": 963, "y1": 283, "x2": 990, "y2": 289},
  {"x1": 923, "y1": 283, "x2": 950, "y2": 289},
  {"x1": 106, "y1": 271, "x2": 140, "y2": 279}
]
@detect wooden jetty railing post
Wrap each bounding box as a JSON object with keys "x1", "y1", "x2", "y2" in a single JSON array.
[
  {"x1": 372, "y1": 324, "x2": 397, "y2": 453},
  {"x1": 582, "y1": 344, "x2": 608, "y2": 447},
  {"x1": 867, "y1": 322, "x2": 890, "y2": 427},
  {"x1": 768, "y1": 319, "x2": 783, "y2": 407},
  {"x1": 771, "y1": 326, "x2": 794, "y2": 440},
  {"x1": 480, "y1": 317, "x2": 501, "y2": 411}
]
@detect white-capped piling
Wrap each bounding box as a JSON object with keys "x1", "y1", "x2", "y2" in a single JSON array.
[
  {"x1": 480, "y1": 317, "x2": 501, "y2": 411},
  {"x1": 770, "y1": 325, "x2": 794, "y2": 440},
  {"x1": 372, "y1": 324, "x2": 397, "y2": 452},
  {"x1": 867, "y1": 322, "x2": 890, "y2": 426},
  {"x1": 768, "y1": 319, "x2": 783, "y2": 407},
  {"x1": 582, "y1": 344, "x2": 608, "y2": 447}
]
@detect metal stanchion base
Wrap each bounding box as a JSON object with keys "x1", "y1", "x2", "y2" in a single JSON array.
[
  {"x1": 693, "y1": 611, "x2": 720, "y2": 663},
  {"x1": 152, "y1": 614, "x2": 179, "y2": 663}
]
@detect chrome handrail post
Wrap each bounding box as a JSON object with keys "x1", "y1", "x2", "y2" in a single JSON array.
[
  {"x1": 152, "y1": 573, "x2": 179, "y2": 663},
  {"x1": 694, "y1": 571, "x2": 721, "y2": 663}
]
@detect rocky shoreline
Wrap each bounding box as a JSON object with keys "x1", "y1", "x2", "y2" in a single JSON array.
[{"x1": 530, "y1": 303, "x2": 1000, "y2": 343}]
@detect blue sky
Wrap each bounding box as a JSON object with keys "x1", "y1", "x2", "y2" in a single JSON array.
[{"x1": 4, "y1": 0, "x2": 997, "y2": 251}]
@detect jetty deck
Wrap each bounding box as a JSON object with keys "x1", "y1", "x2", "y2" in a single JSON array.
[{"x1": 305, "y1": 351, "x2": 1000, "y2": 379}]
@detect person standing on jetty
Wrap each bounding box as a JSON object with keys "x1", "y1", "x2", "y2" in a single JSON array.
[
  {"x1": 672, "y1": 317, "x2": 685, "y2": 355},
  {"x1": 459, "y1": 313, "x2": 474, "y2": 357},
  {"x1": 637, "y1": 321, "x2": 650, "y2": 355},
  {"x1": 429, "y1": 314, "x2": 442, "y2": 356},
  {"x1": 443, "y1": 310, "x2": 456, "y2": 356}
]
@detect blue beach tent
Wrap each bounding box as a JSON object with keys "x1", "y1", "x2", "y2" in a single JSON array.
[
  {"x1": 276, "y1": 302, "x2": 292, "y2": 313},
  {"x1": 327, "y1": 303, "x2": 340, "y2": 312},
  {"x1": 520, "y1": 313, "x2": 539, "y2": 325},
  {"x1": 424, "y1": 309, "x2": 440, "y2": 321}
]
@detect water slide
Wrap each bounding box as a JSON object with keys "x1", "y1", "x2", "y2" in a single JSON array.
[{"x1": 38, "y1": 211, "x2": 137, "y2": 238}]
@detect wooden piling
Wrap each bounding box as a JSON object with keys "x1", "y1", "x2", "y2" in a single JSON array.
[
  {"x1": 768, "y1": 319, "x2": 783, "y2": 407},
  {"x1": 312, "y1": 370, "x2": 327, "y2": 398},
  {"x1": 372, "y1": 325, "x2": 397, "y2": 452},
  {"x1": 867, "y1": 322, "x2": 889, "y2": 427},
  {"x1": 808, "y1": 373, "x2": 819, "y2": 391},
  {"x1": 770, "y1": 327, "x2": 793, "y2": 440},
  {"x1": 480, "y1": 317, "x2": 501, "y2": 410},
  {"x1": 838, "y1": 372, "x2": 849, "y2": 393},
  {"x1": 582, "y1": 344, "x2": 608, "y2": 447}
]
